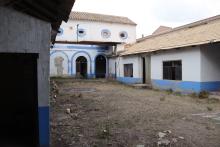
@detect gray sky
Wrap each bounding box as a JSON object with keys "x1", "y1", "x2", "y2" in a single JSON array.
[{"x1": 73, "y1": 0, "x2": 220, "y2": 38}]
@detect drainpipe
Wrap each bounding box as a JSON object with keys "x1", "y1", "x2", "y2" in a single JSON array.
[{"x1": 76, "y1": 24, "x2": 79, "y2": 43}]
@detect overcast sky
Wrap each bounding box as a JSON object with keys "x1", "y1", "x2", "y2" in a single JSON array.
[{"x1": 73, "y1": 0, "x2": 220, "y2": 38}]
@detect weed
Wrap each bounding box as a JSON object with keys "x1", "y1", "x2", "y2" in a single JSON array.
[{"x1": 199, "y1": 91, "x2": 209, "y2": 99}]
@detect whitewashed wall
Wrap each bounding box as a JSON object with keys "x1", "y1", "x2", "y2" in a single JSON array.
[
  {"x1": 108, "y1": 57, "x2": 116, "y2": 77},
  {"x1": 117, "y1": 55, "x2": 141, "y2": 78},
  {"x1": 151, "y1": 47, "x2": 201, "y2": 82},
  {"x1": 50, "y1": 44, "x2": 108, "y2": 76},
  {"x1": 56, "y1": 20, "x2": 136, "y2": 44},
  {"x1": 201, "y1": 44, "x2": 220, "y2": 82}
]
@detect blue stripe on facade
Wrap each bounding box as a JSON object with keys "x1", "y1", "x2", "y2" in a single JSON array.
[
  {"x1": 117, "y1": 77, "x2": 142, "y2": 84},
  {"x1": 53, "y1": 45, "x2": 108, "y2": 50},
  {"x1": 38, "y1": 106, "x2": 49, "y2": 147},
  {"x1": 152, "y1": 79, "x2": 220, "y2": 93}
]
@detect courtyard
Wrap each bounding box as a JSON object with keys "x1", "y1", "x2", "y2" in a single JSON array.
[{"x1": 50, "y1": 78, "x2": 220, "y2": 147}]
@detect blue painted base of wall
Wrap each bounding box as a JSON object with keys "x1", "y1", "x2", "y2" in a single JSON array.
[
  {"x1": 117, "y1": 77, "x2": 142, "y2": 84},
  {"x1": 152, "y1": 79, "x2": 220, "y2": 93},
  {"x1": 38, "y1": 106, "x2": 49, "y2": 147}
]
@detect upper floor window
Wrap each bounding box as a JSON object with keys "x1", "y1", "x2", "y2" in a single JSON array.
[
  {"x1": 163, "y1": 60, "x2": 182, "y2": 80},
  {"x1": 119, "y1": 31, "x2": 128, "y2": 40},
  {"x1": 77, "y1": 28, "x2": 86, "y2": 37},
  {"x1": 57, "y1": 28, "x2": 63, "y2": 36},
  {"x1": 101, "y1": 29, "x2": 111, "y2": 39}
]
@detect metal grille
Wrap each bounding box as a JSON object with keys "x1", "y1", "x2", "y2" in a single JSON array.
[{"x1": 163, "y1": 60, "x2": 182, "y2": 80}]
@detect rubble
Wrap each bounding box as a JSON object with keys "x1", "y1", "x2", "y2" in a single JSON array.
[
  {"x1": 66, "y1": 108, "x2": 71, "y2": 114},
  {"x1": 158, "y1": 139, "x2": 170, "y2": 146},
  {"x1": 158, "y1": 132, "x2": 166, "y2": 138}
]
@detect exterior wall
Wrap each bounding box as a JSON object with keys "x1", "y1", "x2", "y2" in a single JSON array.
[
  {"x1": 0, "y1": 7, "x2": 50, "y2": 147},
  {"x1": 56, "y1": 20, "x2": 136, "y2": 44},
  {"x1": 151, "y1": 47, "x2": 202, "y2": 93},
  {"x1": 108, "y1": 57, "x2": 117, "y2": 78},
  {"x1": 116, "y1": 55, "x2": 142, "y2": 84},
  {"x1": 200, "y1": 43, "x2": 220, "y2": 91},
  {"x1": 50, "y1": 44, "x2": 108, "y2": 78}
]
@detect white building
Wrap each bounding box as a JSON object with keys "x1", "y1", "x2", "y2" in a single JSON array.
[
  {"x1": 50, "y1": 11, "x2": 136, "y2": 78},
  {"x1": 116, "y1": 15, "x2": 220, "y2": 93}
]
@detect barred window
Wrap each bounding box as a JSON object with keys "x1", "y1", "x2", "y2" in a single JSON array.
[
  {"x1": 163, "y1": 60, "x2": 182, "y2": 80},
  {"x1": 124, "y1": 64, "x2": 133, "y2": 77}
]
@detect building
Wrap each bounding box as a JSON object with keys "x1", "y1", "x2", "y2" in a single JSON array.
[
  {"x1": 50, "y1": 11, "x2": 136, "y2": 78},
  {"x1": 0, "y1": 0, "x2": 75, "y2": 147},
  {"x1": 114, "y1": 15, "x2": 220, "y2": 93}
]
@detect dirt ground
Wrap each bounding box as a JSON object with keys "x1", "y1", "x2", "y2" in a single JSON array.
[{"x1": 50, "y1": 78, "x2": 220, "y2": 147}]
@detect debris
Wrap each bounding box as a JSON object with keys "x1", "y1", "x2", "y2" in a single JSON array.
[
  {"x1": 158, "y1": 132, "x2": 166, "y2": 138},
  {"x1": 163, "y1": 130, "x2": 172, "y2": 134},
  {"x1": 78, "y1": 134, "x2": 83, "y2": 137},
  {"x1": 66, "y1": 108, "x2": 71, "y2": 114},
  {"x1": 178, "y1": 136, "x2": 184, "y2": 140},
  {"x1": 136, "y1": 145, "x2": 145, "y2": 147},
  {"x1": 172, "y1": 138, "x2": 178, "y2": 143},
  {"x1": 158, "y1": 139, "x2": 170, "y2": 146}
]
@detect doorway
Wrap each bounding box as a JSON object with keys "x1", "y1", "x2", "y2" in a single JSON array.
[
  {"x1": 76, "y1": 56, "x2": 87, "y2": 78},
  {"x1": 95, "y1": 55, "x2": 106, "y2": 78},
  {"x1": 142, "y1": 57, "x2": 146, "y2": 83},
  {"x1": 0, "y1": 53, "x2": 39, "y2": 147}
]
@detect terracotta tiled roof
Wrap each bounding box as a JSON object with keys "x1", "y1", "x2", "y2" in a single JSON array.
[
  {"x1": 122, "y1": 15, "x2": 220, "y2": 56},
  {"x1": 152, "y1": 26, "x2": 172, "y2": 35},
  {"x1": 69, "y1": 11, "x2": 137, "y2": 25}
]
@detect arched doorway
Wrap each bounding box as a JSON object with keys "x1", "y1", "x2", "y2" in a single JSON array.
[
  {"x1": 95, "y1": 55, "x2": 106, "y2": 78},
  {"x1": 76, "y1": 56, "x2": 87, "y2": 78}
]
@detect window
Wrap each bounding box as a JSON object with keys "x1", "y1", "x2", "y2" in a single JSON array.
[
  {"x1": 57, "y1": 28, "x2": 63, "y2": 36},
  {"x1": 77, "y1": 28, "x2": 86, "y2": 37},
  {"x1": 124, "y1": 64, "x2": 133, "y2": 77},
  {"x1": 163, "y1": 60, "x2": 182, "y2": 80},
  {"x1": 101, "y1": 29, "x2": 111, "y2": 38},
  {"x1": 119, "y1": 31, "x2": 128, "y2": 40}
]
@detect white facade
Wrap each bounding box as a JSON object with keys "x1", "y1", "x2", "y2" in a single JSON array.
[
  {"x1": 115, "y1": 43, "x2": 220, "y2": 92},
  {"x1": 200, "y1": 44, "x2": 220, "y2": 82},
  {"x1": 51, "y1": 13, "x2": 137, "y2": 78},
  {"x1": 151, "y1": 47, "x2": 201, "y2": 82},
  {"x1": 108, "y1": 55, "x2": 143, "y2": 84},
  {"x1": 56, "y1": 19, "x2": 136, "y2": 44}
]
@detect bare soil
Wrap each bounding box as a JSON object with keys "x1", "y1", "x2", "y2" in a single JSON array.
[{"x1": 50, "y1": 78, "x2": 220, "y2": 147}]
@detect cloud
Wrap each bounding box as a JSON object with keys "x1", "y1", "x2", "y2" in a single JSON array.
[{"x1": 150, "y1": 0, "x2": 213, "y2": 23}]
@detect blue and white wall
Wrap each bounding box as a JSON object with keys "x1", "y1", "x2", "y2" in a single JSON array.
[
  {"x1": 151, "y1": 45, "x2": 220, "y2": 93},
  {"x1": 50, "y1": 43, "x2": 108, "y2": 78},
  {"x1": 110, "y1": 55, "x2": 142, "y2": 84},
  {"x1": 0, "y1": 7, "x2": 50, "y2": 147},
  {"x1": 200, "y1": 44, "x2": 220, "y2": 91}
]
